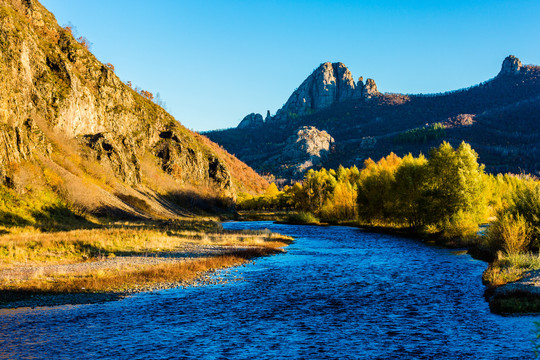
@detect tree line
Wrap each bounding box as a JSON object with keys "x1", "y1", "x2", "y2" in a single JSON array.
[{"x1": 238, "y1": 141, "x2": 540, "y2": 254}]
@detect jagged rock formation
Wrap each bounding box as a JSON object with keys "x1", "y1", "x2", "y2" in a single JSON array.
[
  {"x1": 209, "y1": 55, "x2": 540, "y2": 179},
  {"x1": 265, "y1": 110, "x2": 271, "y2": 122},
  {"x1": 237, "y1": 113, "x2": 264, "y2": 129},
  {"x1": 363, "y1": 78, "x2": 378, "y2": 98},
  {"x1": 499, "y1": 55, "x2": 522, "y2": 76},
  {"x1": 271, "y1": 62, "x2": 378, "y2": 122},
  {"x1": 236, "y1": 62, "x2": 378, "y2": 128},
  {"x1": 0, "y1": 0, "x2": 268, "y2": 218}
]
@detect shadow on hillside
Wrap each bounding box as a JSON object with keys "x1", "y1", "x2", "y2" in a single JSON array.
[
  {"x1": 162, "y1": 189, "x2": 234, "y2": 216},
  {"x1": 31, "y1": 205, "x2": 98, "y2": 232}
]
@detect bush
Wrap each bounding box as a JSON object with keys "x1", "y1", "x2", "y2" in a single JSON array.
[
  {"x1": 286, "y1": 212, "x2": 319, "y2": 225},
  {"x1": 441, "y1": 210, "x2": 479, "y2": 240},
  {"x1": 487, "y1": 213, "x2": 530, "y2": 255},
  {"x1": 512, "y1": 184, "x2": 540, "y2": 249}
]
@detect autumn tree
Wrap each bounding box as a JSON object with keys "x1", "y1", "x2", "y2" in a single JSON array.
[
  {"x1": 423, "y1": 141, "x2": 488, "y2": 234},
  {"x1": 357, "y1": 153, "x2": 402, "y2": 224},
  {"x1": 393, "y1": 153, "x2": 428, "y2": 227}
]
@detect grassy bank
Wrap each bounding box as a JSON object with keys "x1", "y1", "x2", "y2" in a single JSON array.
[{"x1": 0, "y1": 219, "x2": 292, "y2": 305}]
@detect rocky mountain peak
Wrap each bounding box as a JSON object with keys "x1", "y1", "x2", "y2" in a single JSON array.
[
  {"x1": 264, "y1": 62, "x2": 377, "y2": 124},
  {"x1": 500, "y1": 55, "x2": 522, "y2": 75},
  {"x1": 364, "y1": 78, "x2": 378, "y2": 98}
]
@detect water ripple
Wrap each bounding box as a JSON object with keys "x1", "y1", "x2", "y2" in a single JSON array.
[{"x1": 0, "y1": 221, "x2": 538, "y2": 359}]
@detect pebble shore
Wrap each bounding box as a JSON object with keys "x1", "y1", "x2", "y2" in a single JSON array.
[{"x1": 0, "y1": 261, "x2": 254, "y2": 309}]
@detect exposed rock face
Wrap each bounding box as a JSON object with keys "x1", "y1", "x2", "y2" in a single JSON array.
[
  {"x1": 364, "y1": 78, "x2": 378, "y2": 98},
  {"x1": 0, "y1": 0, "x2": 267, "y2": 216},
  {"x1": 237, "y1": 113, "x2": 264, "y2": 129},
  {"x1": 280, "y1": 126, "x2": 335, "y2": 173},
  {"x1": 80, "y1": 133, "x2": 141, "y2": 185},
  {"x1": 269, "y1": 62, "x2": 378, "y2": 122},
  {"x1": 499, "y1": 55, "x2": 522, "y2": 75},
  {"x1": 446, "y1": 114, "x2": 475, "y2": 127}
]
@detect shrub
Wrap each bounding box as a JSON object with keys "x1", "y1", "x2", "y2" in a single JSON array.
[
  {"x1": 286, "y1": 212, "x2": 319, "y2": 225},
  {"x1": 487, "y1": 213, "x2": 530, "y2": 255},
  {"x1": 441, "y1": 210, "x2": 479, "y2": 240},
  {"x1": 76, "y1": 36, "x2": 91, "y2": 50},
  {"x1": 512, "y1": 184, "x2": 540, "y2": 249}
]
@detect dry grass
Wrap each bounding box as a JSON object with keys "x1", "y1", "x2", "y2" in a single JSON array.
[
  {"x1": 0, "y1": 225, "x2": 291, "y2": 266},
  {"x1": 483, "y1": 252, "x2": 540, "y2": 287},
  {"x1": 2, "y1": 250, "x2": 273, "y2": 293},
  {"x1": 0, "y1": 220, "x2": 293, "y2": 294}
]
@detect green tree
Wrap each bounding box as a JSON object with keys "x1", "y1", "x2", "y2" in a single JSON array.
[
  {"x1": 423, "y1": 141, "x2": 488, "y2": 234},
  {"x1": 393, "y1": 153, "x2": 428, "y2": 227}
]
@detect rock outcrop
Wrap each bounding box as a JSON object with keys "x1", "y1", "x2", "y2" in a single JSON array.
[
  {"x1": 364, "y1": 78, "x2": 378, "y2": 98},
  {"x1": 237, "y1": 113, "x2": 264, "y2": 129},
  {"x1": 499, "y1": 55, "x2": 522, "y2": 76},
  {"x1": 265, "y1": 110, "x2": 271, "y2": 123},
  {"x1": 268, "y1": 62, "x2": 378, "y2": 123},
  {"x1": 279, "y1": 126, "x2": 335, "y2": 173}
]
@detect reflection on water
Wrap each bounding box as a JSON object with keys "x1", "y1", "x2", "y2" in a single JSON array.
[{"x1": 0, "y1": 221, "x2": 538, "y2": 359}]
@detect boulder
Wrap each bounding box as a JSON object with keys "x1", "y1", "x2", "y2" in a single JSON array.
[{"x1": 281, "y1": 126, "x2": 335, "y2": 173}]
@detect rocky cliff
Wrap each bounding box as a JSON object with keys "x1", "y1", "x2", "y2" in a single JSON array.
[
  {"x1": 237, "y1": 113, "x2": 264, "y2": 129},
  {"x1": 236, "y1": 62, "x2": 378, "y2": 128},
  {"x1": 499, "y1": 55, "x2": 522, "y2": 76},
  {"x1": 0, "y1": 0, "x2": 268, "y2": 218}
]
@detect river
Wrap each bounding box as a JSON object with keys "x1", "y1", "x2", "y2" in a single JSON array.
[{"x1": 0, "y1": 221, "x2": 538, "y2": 359}]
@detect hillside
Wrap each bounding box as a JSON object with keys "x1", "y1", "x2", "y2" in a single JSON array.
[
  {"x1": 206, "y1": 56, "x2": 540, "y2": 179},
  {"x1": 0, "y1": 0, "x2": 268, "y2": 226}
]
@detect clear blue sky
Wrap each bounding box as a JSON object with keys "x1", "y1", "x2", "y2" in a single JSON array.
[{"x1": 40, "y1": 0, "x2": 540, "y2": 131}]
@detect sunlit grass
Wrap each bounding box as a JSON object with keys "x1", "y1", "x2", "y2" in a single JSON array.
[
  {"x1": 0, "y1": 220, "x2": 293, "y2": 294},
  {"x1": 0, "y1": 250, "x2": 273, "y2": 293},
  {"x1": 483, "y1": 252, "x2": 540, "y2": 287}
]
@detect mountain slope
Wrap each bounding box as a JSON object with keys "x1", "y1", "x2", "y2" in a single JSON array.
[
  {"x1": 206, "y1": 56, "x2": 540, "y2": 178},
  {"x1": 0, "y1": 0, "x2": 267, "y2": 222}
]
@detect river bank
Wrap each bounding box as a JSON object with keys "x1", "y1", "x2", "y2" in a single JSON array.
[{"x1": 0, "y1": 219, "x2": 292, "y2": 308}]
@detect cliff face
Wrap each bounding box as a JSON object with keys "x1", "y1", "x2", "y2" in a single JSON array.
[
  {"x1": 0, "y1": 0, "x2": 267, "y2": 217},
  {"x1": 499, "y1": 55, "x2": 522, "y2": 76}
]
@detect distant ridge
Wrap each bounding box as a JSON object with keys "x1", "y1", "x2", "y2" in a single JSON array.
[{"x1": 206, "y1": 55, "x2": 540, "y2": 179}]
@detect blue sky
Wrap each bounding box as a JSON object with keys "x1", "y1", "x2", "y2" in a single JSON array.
[{"x1": 40, "y1": 0, "x2": 540, "y2": 131}]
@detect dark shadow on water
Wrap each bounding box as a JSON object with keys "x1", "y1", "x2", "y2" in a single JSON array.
[{"x1": 0, "y1": 290, "x2": 126, "y2": 309}]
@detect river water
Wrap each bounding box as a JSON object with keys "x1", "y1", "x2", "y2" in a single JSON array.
[{"x1": 0, "y1": 221, "x2": 538, "y2": 359}]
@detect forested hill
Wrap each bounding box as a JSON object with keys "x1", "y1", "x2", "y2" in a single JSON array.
[{"x1": 205, "y1": 56, "x2": 540, "y2": 179}]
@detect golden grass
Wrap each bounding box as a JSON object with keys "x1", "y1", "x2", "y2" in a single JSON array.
[
  {"x1": 483, "y1": 252, "x2": 540, "y2": 287},
  {"x1": 0, "y1": 220, "x2": 293, "y2": 294},
  {"x1": 1, "y1": 250, "x2": 272, "y2": 293},
  {"x1": 0, "y1": 225, "x2": 292, "y2": 266}
]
